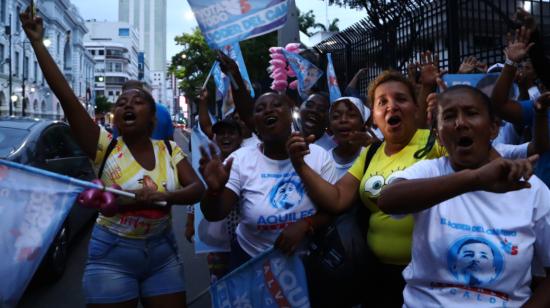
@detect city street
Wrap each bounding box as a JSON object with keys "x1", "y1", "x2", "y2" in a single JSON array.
[{"x1": 18, "y1": 129, "x2": 212, "y2": 308}]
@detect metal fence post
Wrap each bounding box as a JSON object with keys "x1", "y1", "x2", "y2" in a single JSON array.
[{"x1": 446, "y1": 0, "x2": 460, "y2": 72}]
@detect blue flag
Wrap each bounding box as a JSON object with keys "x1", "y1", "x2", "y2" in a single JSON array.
[
  {"x1": 0, "y1": 160, "x2": 85, "y2": 307},
  {"x1": 211, "y1": 248, "x2": 311, "y2": 308},
  {"x1": 326, "y1": 53, "x2": 341, "y2": 102},
  {"x1": 282, "y1": 49, "x2": 323, "y2": 99},
  {"x1": 188, "y1": 0, "x2": 289, "y2": 49}
]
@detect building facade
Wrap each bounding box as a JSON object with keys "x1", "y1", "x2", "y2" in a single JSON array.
[
  {"x1": 84, "y1": 21, "x2": 139, "y2": 103},
  {"x1": 0, "y1": 0, "x2": 94, "y2": 119},
  {"x1": 118, "y1": 0, "x2": 166, "y2": 105}
]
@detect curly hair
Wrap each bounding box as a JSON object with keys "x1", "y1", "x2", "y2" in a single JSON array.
[{"x1": 367, "y1": 70, "x2": 417, "y2": 108}]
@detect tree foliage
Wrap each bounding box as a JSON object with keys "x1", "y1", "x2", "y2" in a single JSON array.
[
  {"x1": 298, "y1": 9, "x2": 317, "y2": 35},
  {"x1": 94, "y1": 96, "x2": 113, "y2": 114},
  {"x1": 169, "y1": 28, "x2": 216, "y2": 99}
]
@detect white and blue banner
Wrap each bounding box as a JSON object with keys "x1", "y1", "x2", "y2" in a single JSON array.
[
  {"x1": 190, "y1": 124, "x2": 231, "y2": 254},
  {"x1": 188, "y1": 0, "x2": 289, "y2": 49},
  {"x1": 442, "y1": 74, "x2": 519, "y2": 98},
  {"x1": 282, "y1": 50, "x2": 323, "y2": 99},
  {"x1": 212, "y1": 43, "x2": 255, "y2": 119},
  {"x1": 326, "y1": 53, "x2": 341, "y2": 102},
  {"x1": 211, "y1": 248, "x2": 311, "y2": 308},
  {"x1": 0, "y1": 160, "x2": 85, "y2": 307}
]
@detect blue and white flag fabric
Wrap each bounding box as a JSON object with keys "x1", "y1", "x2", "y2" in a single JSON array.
[
  {"x1": 442, "y1": 73, "x2": 519, "y2": 98},
  {"x1": 0, "y1": 160, "x2": 85, "y2": 307},
  {"x1": 190, "y1": 124, "x2": 231, "y2": 254},
  {"x1": 188, "y1": 0, "x2": 289, "y2": 49},
  {"x1": 282, "y1": 49, "x2": 323, "y2": 99},
  {"x1": 213, "y1": 43, "x2": 255, "y2": 119},
  {"x1": 211, "y1": 248, "x2": 311, "y2": 308},
  {"x1": 326, "y1": 53, "x2": 341, "y2": 102}
]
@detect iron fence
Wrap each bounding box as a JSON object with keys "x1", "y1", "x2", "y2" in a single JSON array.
[{"x1": 313, "y1": 0, "x2": 550, "y2": 97}]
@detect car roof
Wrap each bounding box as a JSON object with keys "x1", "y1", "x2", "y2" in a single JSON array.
[{"x1": 0, "y1": 116, "x2": 59, "y2": 130}]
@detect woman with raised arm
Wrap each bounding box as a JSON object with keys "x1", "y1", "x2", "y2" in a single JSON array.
[
  {"x1": 378, "y1": 85, "x2": 550, "y2": 308},
  {"x1": 199, "y1": 92, "x2": 336, "y2": 269},
  {"x1": 21, "y1": 8, "x2": 204, "y2": 308}
]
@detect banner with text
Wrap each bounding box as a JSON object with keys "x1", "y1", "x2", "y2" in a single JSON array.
[
  {"x1": 188, "y1": 0, "x2": 289, "y2": 49},
  {"x1": 211, "y1": 248, "x2": 311, "y2": 308}
]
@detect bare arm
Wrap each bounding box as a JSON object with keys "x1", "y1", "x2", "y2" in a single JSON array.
[
  {"x1": 346, "y1": 67, "x2": 367, "y2": 91},
  {"x1": 217, "y1": 52, "x2": 255, "y2": 133},
  {"x1": 197, "y1": 89, "x2": 213, "y2": 140},
  {"x1": 20, "y1": 8, "x2": 99, "y2": 159},
  {"x1": 166, "y1": 158, "x2": 205, "y2": 205},
  {"x1": 417, "y1": 51, "x2": 445, "y2": 129},
  {"x1": 200, "y1": 188, "x2": 239, "y2": 221},
  {"x1": 492, "y1": 27, "x2": 534, "y2": 126},
  {"x1": 378, "y1": 157, "x2": 537, "y2": 215},
  {"x1": 528, "y1": 93, "x2": 550, "y2": 156},
  {"x1": 287, "y1": 133, "x2": 360, "y2": 214}
]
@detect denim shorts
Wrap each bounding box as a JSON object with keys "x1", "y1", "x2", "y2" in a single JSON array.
[{"x1": 82, "y1": 225, "x2": 186, "y2": 304}]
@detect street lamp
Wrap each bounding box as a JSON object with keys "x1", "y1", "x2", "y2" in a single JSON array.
[
  {"x1": 10, "y1": 94, "x2": 17, "y2": 103},
  {"x1": 43, "y1": 37, "x2": 51, "y2": 47}
]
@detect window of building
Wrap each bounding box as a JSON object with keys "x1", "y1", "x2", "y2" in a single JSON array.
[
  {"x1": 15, "y1": 5, "x2": 20, "y2": 29},
  {"x1": 33, "y1": 61, "x2": 38, "y2": 81},
  {"x1": 56, "y1": 33, "x2": 61, "y2": 56},
  {"x1": 90, "y1": 50, "x2": 95, "y2": 55},
  {"x1": 98, "y1": 50, "x2": 104, "y2": 56},
  {"x1": 23, "y1": 56, "x2": 29, "y2": 79},
  {"x1": 108, "y1": 91, "x2": 114, "y2": 96},
  {"x1": 115, "y1": 63, "x2": 122, "y2": 72},
  {"x1": 118, "y1": 28, "x2": 130, "y2": 37},
  {"x1": 0, "y1": 43, "x2": 4, "y2": 73},
  {"x1": 0, "y1": 0, "x2": 6, "y2": 24},
  {"x1": 14, "y1": 51, "x2": 19, "y2": 76}
]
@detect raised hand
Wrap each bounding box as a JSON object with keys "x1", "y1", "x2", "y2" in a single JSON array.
[
  {"x1": 427, "y1": 78, "x2": 448, "y2": 124},
  {"x1": 458, "y1": 56, "x2": 478, "y2": 74},
  {"x1": 199, "y1": 143, "x2": 233, "y2": 193},
  {"x1": 286, "y1": 132, "x2": 315, "y2": 170},
  {"x1": 513, "y1": 8, "x2": 537, "y2": 32},
  {"x1": 19, "y1": 6, "x2": 44, "y2": 43},
  {"x1": 198, "y1": 88, "x2": 208, "y2": 104},
  {"x1": 418, "y1": 51, "x2": 446, "y2": 87},
  {"x1": 472, "y1": 156, "x2": 538, "y2": 193},
  {"x1": 504, "y1": 26, "x2": 534, "y2": 63},
  {"x1": 407, "y1": 62, "x2": 418, "y2": 86},
  {"x1": 217, "y1": 50, "x2": 239, "y2": 77}
]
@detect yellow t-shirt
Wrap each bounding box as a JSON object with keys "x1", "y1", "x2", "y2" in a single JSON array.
[
  {"x1": 348, "y1": 129, "x2": 446, "y2": 265},
  {"x1": 94, "y1": 128, "x2": 186, "y2": 239}
]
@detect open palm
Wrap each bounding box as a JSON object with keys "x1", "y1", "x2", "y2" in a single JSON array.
[{"x1": 199, "y1": 143, "x2": 233, "y2": 192}]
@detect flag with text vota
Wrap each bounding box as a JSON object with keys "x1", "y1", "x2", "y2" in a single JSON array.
[
  {"x1": 188, "y1": 0, "x2": 289, "y2": 49},
  {"x1": 0, "y1": 160, "x2": 84, "y2": 307},
  {"x1": 326, "y1": 53, "x2": 341, "y2": 102},
  {"x1": 211, "y1": 248, "x2": 311, "y2": 308},
  {"x1": 282, "y1": 49, "x2": 323, "y2": 99}
]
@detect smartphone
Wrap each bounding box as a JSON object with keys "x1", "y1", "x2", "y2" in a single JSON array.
[{"x1": 291, "y1": 107, "x2": 302, "y2": 134}]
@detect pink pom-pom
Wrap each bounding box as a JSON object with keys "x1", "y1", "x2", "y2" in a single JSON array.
[
  {"x1": 269, "y1": 59, "x2": 286, "y2": 67},
  {"x1": 270, "y1": 53, "x2": 286, "y2": 60},
  {"x1": 285, "y1": 43, "x2": 300, "y2": 51},
  {"x1": 286, "y1": 68, "x2": 296, "y2": 78},
  {"x1": 271, "y1": 80, "x2": 288, "y2": 91},
  {"x1": 269, "y1": 47, "x2": 284, "y2": 53},
  {"x1": 272, "y1": 71, "x2": 287, "y2": 81},
  {"x1": 289, "y1": 80, "x2": 298, "y2": 90},
  {"x1": 99, "y1": 191, "x2": 117, "y2": 217}
]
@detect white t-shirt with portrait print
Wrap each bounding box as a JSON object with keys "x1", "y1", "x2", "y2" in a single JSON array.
[
  {"x1": 225, "y1": 143, "x2": 336, "y2": 257},
  {"x1": 395, "y1": 157, "x2": 550, "y2": 308}
]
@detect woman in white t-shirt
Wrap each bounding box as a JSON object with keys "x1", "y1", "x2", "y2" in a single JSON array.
[
  {"x1": 378, "y1": 85, "x2": 550, "y2": 307},
  {"x1": 199, "y1": 92, "x2": 336, "y2": 268}
]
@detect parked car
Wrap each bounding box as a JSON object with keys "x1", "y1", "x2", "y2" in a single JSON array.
[{"x1": 0, "y1": 117, "x2": 97, "y2": 281}]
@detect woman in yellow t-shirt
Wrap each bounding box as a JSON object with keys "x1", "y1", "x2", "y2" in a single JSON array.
[
  {"x1": 21, "y1": 9, "x2": 204, "y2": 307},
  {"x1": 287, "y1": 70, "x2": 443, "y2": 306}
]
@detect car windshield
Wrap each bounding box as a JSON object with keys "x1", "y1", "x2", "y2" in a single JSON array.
[{"x1": 0, "y1": 127, "x2": 28, "y2": 158}]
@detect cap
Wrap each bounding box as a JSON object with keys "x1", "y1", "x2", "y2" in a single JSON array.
[
  {"x1": 331, "y1": 96, "x2": 371, "y2": 123},
  {"x1": 212, "y1": 118, "x2": 242, "y2": 135}
]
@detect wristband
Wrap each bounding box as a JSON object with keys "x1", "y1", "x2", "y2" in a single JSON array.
[
  {"x1": 504, "y1": 57, "x2": 518, "y2": 68},
  {"x1": 303, "y1": 216, "x2": 315, "y2": 235}
]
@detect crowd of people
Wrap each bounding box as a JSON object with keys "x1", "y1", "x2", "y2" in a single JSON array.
[{"x1": 19, "y1": 4, "x2": 550, "y2": 308}]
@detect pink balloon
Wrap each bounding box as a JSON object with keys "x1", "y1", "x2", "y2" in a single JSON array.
[
  {"x1": 271, "y1": 80, "x2": 288, "y2": 91},
  {"x1": 285, "y1": 43, "x2": 300, "y2": 51},
  {"x1": 269, "y1": 47, "x2": 283, "y2": 53},
  {"x1": 269, "y1": 59, "x2": 286, "y2": 67},
  {"x1": 78, "y1": 189, "x2": 101, "y2": 209},
  {"x1": 286, "y1": 68, "x2": 296, "y2": 78},
  {"x1": 99, "y1": 191, "x2": 118, "y2": 217},
  {"x1": 270, "y1": 53, "x2": 286, "y2": 60},
  {"x1": 289, "y1": 80, "x2": 298, "y2": 90}
]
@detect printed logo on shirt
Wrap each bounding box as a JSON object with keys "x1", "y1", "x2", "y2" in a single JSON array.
[
  {"x1": 363, "y1": 169, "x2": 403, "y2": 197},
  {"x1": 268, "y1": 177, "x2": 305, "y2": 210},
  {"x1": 447, "y1": 236, "x2": 504, "y2": 287}
]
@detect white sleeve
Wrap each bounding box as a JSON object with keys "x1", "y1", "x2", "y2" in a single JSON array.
[
  {"x1": 533, "y1": 183, "x2": 550, "y2": 268},
  {"x1": 393, "y1": 158, "x2": 442, "y2": 181},
  {"x1": 225, "y1": 152, "x2": 241, "y2": 196},
  {"x1": 494, "y1": 143, "x2": 529, "y2": 159},
  {"x1": 319, "y1": 149, "x2": 337, "y2": 184}
]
